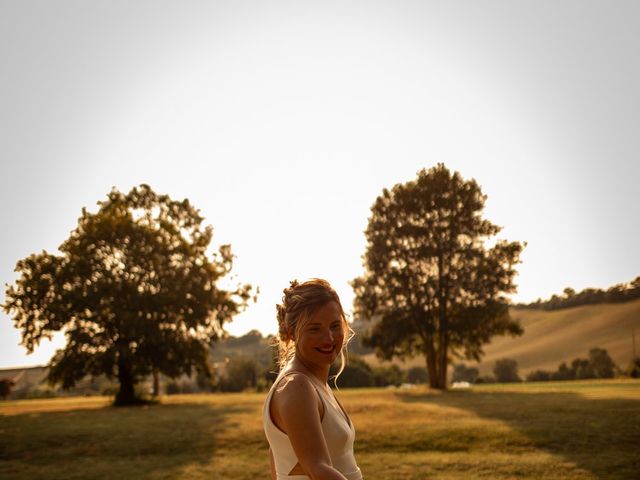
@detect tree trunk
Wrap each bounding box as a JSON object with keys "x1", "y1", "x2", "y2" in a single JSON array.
[
  {"x1": 425, "y1": 340, "x2": 439, "y2": 389},
  {"x1": 115, "y1": 358, "x2": 137, "y2": 406},
  {"x1": 433, "y1": 252, "x2": 448, "y2": 390},
  {"x1": 429, "y1": 311, "x2": 449, "y2": 389},
  {"x1": 437, "y1": 330, "x2": 448, "y2": 389},
  {"x1": 152, "y1": 369, "x2": 159, "y2": 397}
]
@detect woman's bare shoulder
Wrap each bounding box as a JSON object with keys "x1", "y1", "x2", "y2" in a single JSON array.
[
  {"x1": 271, "y1": 372, "x2": 324, "y2": 435},
  {"x1": 272, "y1": 372, "x2": 322, "y2": 417},
  {"x1": 273, "y1": 372, "x2": 317, "y2": 401}
]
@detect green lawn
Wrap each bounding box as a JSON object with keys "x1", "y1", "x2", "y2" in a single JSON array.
[{"x1": 1, "y1": 380, "x2": 638, "y2": 479}]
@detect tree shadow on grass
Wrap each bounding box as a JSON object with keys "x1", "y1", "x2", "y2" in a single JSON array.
[
  {"x1": 0, "y1": 400, "x2": 250, "y2": 480},
  {"x1": 397, "y1": 388, "x2": 640, "y2": 480}
]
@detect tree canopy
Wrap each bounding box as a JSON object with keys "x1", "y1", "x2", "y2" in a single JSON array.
[
  {"x1": 3, "y1": 185, "x2": 253, "y2": 405},
  {"x1": 353, "y1": 164, "x2": 524, "y2": 389},
  {"x1": 0, "y1": 379, "x2": 15, "y2": 400},
  {"x1": 493, "y1": 358, "x2": 521, "y2": 383}
]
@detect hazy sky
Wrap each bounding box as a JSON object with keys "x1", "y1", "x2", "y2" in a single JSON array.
[{"x1": 1, "y1": 1, "x2": 639, "y2": 368}]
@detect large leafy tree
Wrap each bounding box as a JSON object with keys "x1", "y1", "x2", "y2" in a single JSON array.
[
  {"x1": 3, "y1": 185, "x2": 253, "y2": 405},
  {"x1": 352, "y1": 164, "x2": 524, "y2": 389}
]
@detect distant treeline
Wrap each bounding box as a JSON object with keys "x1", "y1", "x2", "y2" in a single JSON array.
[
  {"x1": 517, "y1": 276, "x2": 640, "y2": 311},
  {"x1": 453, "y1": 347, "x2": 640, "y2": 384}
]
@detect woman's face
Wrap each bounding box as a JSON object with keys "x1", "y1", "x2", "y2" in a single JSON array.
[{"x1": 295, "y1": 301, "x2": 345, "y2": 368}]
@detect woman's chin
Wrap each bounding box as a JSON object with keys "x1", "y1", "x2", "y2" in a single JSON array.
[{"x1": 309, "y1": 351, "x2": 336, "y2": 366}]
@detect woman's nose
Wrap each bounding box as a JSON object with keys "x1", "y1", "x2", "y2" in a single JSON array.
[{"x1": 322, "y1": 328, "x2": 334, "y2": 343}]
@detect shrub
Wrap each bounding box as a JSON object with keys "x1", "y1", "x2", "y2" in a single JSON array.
[
  {"x1": 219, "y1": 357, "x2": 260, "y2": 392},
  {"x1": 475, "y1": 375, "x2": 495, "y2": 384},
  {"x1": 493, "y1": 358, "x2": 521, "y2": 383},
  {"x1": 526, "y1": 369, "x2": 552, "y2": 382},
  {"x1": 626, "y1": 357, "x2": 640, "y2": 378},
  {"x1": 452, "y1": 364, "x2": 479, "y2": 384},
  {"x1": 589, "y1": 347, "x2": 616, "y2": 378},
  {"x1": 571, "y1": 358, "x2": 594, "y2": 379},
  {"x1": 24, "y1": 388, "x2": 57, "y2": 399},
  {"x1": 551, "y1": 362, "x2": 573, "y2": 381},
  {"x1": 334, "y1": 356, "x2": 375, "y2": 388},
  {"x1": 372, "y1": 364, "x2": 406, "y2": 387},
  {"x1": 165, "y1": 381, "x2": 180, "y2": 395},
  {"x1": 0, "y1": 379, "x2": 15, "y2": 400},
  {"x1": 407, "y1": 366, "x2": 429, "y2": 384}
]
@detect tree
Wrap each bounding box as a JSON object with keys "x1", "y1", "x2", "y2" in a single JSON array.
[
  {"x1": 218, "y1": 356, "x2": 260, "y2": 392},
  {"x1": 551, "y1": 362, "x2": 573, "y2": 381},
  {"x1": 3, "y1": 185, "x2": 253, "y2": 405},
  {"x1": 526, "y1": 369, "x2": 551, "y2": 382},
  {"x1": 331, "y1": 355, "x2": 375, "y2": 388},
  {"x1": 571, "y1": 358, "x2": 594, "y2": 379},
  {"x1": 588, "y1": 347, "x2": 616, "y2": 378},
  {"x1": 372, "y1": 364, "x2": 406, "y2": 387},
  {"x1": 353, "y1": 164, "x2": 524, "y2": 389},
  {"x1": 407, "y1": 366, "x2": 429, "y2": 384},
  {"x1": 626, "y1": 357, "x2": 640, "y2": 378},
  {"x1": 452, "y1": 363, "x2": 479, "y2": 384},
  {"x1": 0, "y1": 378, "x2": 15, "y2": 400},
  {"x1": 493, "y1": 358, "x2": 521, "y2": 383}
]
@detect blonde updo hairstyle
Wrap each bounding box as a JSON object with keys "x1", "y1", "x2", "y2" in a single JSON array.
[{"x1": 275, "y1": 278, "x2": 354, "y2": 382}]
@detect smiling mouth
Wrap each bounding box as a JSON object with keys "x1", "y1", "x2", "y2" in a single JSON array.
[{"x1": 316, "y1": 346, "x2": 336, "y2": 354}]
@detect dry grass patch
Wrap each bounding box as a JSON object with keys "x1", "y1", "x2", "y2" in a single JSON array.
[{"x1": 0, "y1": 380, "x2": 638, "y2": 479}]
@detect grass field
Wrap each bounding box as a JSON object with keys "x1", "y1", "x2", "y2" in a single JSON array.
[{"x1": 1, "y1": 380, "x2": 638, "y2": 479}]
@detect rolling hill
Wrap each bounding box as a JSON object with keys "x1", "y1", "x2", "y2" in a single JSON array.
[
  {"x1": 3, "y1": 299, "x2": 638, "y2": 393},
  {"x1": 361, "y1": 298, "x2": 640, "y2": 376}
]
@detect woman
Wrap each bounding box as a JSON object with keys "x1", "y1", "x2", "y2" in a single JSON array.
[{"x1": 263, "y1": 279, "x2": 363, "y2": 480}]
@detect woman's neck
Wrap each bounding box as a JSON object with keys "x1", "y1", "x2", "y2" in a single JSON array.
[{"x1": 290, "y1": 356, "x2": 329, "y2": 385}]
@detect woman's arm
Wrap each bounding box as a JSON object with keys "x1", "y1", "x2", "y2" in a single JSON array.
[{"x1": 275, "y1": 374, "x2": 348, "y2": 480}]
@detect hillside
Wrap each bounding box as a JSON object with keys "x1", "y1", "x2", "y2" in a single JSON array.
[
  {"x1": 0, "y1": 366, "x2": 48, "y2": 391},
  {"x1": 478, "y1": 299, "x2": 640, "y2": 375},
  {"x1": 4, "y1": 299, "x2": 638, "y2": 392},
  {"x1": 210, "y1": 330, "x2": 274, "y2": 363},
  {"x1": 362, "y1": 298, "x2": 640, "y2": 376},
  {"x1": 0, "y1": 331, "x2": 276, "y2": 399}
]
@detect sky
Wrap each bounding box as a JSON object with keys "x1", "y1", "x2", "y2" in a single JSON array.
[{"x1": 1, "y1": 0, "x2": 639, "y2": 369}]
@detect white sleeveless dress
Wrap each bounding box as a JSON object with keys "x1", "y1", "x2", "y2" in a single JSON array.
[{"x1": 263, "y1": 370, "x2": 363, "y2": 480}]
